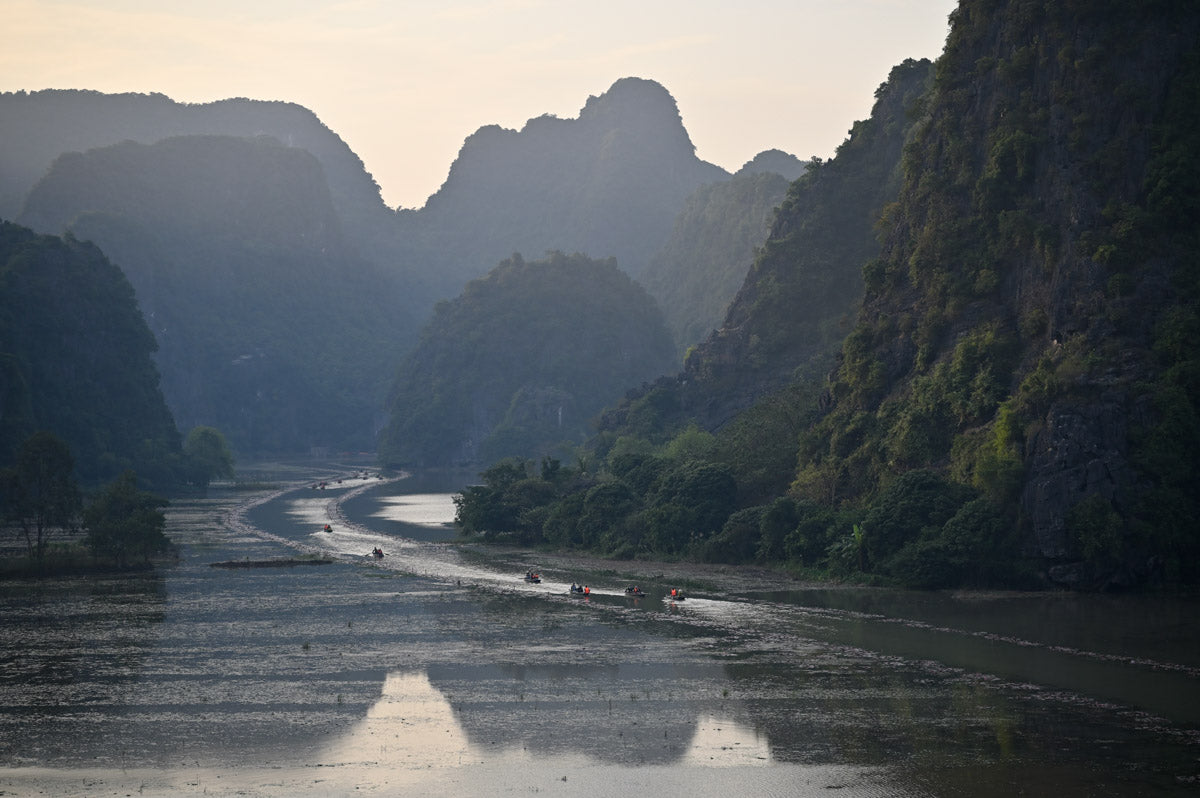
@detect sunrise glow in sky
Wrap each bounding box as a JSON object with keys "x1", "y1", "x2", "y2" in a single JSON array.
[{"x1": 2, "y1": 0, "x2": 956, "y2": 209}]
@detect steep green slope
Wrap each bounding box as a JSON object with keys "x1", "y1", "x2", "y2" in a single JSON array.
[
  {"x1": 794, "y1": 0, "x2": 1200, "y2": 587},
  {"x1": 0, "y1": 222, "x2": 181, "y2": 488},
  {"x1": 379, "y1": 252, "x2": 676, "y2": 468},
  {"x1": 640, "y1": 170, "x2": 794, "y2": 356},
  {"x1": 453, "y1": 2, "x2": 1200, "y2": 591},
  {"x1": 600, "y1": 59, "x2": 933, "y2": 437},
  {"x1": 19, "y1": 135, "x2": 413, "y2": 455}
]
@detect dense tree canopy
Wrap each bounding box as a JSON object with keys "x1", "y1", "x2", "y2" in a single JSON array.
[
  {"x1": 83, "y1": 470, "x2": 170, "y2": 567},
  {"x1": 380, "y1": 252, "x2": 677, "y2": 468}
]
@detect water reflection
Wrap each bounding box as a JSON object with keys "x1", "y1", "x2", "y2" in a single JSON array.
[
  {"x1": 323, "y1": 671, "x2": 472, "y2": 768},
  {"x1": 684, "y1": 712, "x2": 773, "y2": 766},
  {"x1": 0, "y1": 573, "x2": 167, "y2": 764},
  {"x1": 329, "y1": 667, "x2": 776, "y2": 770},
  {"x1": 373, "y1": 494, "x2": 458, "y2": 527},
  {"x1": 340, "y1": 474, "x2": 467, "y2": 543}
]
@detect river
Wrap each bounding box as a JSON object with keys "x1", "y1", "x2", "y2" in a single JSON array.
[{"x1": 0, "y1": 465, "x2": 1196, "y2": 796}]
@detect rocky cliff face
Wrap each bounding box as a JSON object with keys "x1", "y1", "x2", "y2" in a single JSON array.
[
  {"x1": 663, "y1": 59, "x2": 934, "y2": 432},
  {"x1": 398, "y1": 77, "x2": 730, "y2": 295},
  {"x1": 811, "y1": 0, "x2": 1200, "y2": 584}
]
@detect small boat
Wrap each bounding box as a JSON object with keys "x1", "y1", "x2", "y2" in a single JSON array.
[
  {"x1": 668, "y1": 588, "x2": 686, "y2": 600},
  {"x1": 369, "y1": 547, "x2": 384, "y2": 559},
  {"x1": 523, "y1": 571, "x2": 542, "y2": 583},
  {"x1": 569, "y1": 584, "x2": 589, "y2": 595},
  {"x1": 624, "y1": 586, "x2": 645, "y2": 597},
  {"x1": 322, "y1": 524, "x2": 332, "y2": 533}
]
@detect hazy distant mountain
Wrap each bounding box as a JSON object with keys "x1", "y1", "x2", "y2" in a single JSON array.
[
  {"x1": 396, "y1": 78, "x2": 731, "y2": 295},
  {"x1": 640, "y1": 169, "x2": 795, "y2": 356},
  {"x1": 379, "y1": 252, "x2": 676, "y2": 468},
  {"x1": 734, "y1": 149, "x2": 808, "y2": 180},
  {"x1": 0, "y1": 89, "x2": 392, "y2": 236},
  {"x1": 3, "y1": 80, "x2": 804, "y2": 460},
  {"x1": 0, "y1": 222, "x2": 182, "y2": 488},
  {"x1": 19, "y1": 135, "x2": 412, "y2": 455}
]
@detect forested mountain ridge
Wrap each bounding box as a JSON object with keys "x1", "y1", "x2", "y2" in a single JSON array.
[
  {"x1": 793, "y1": 0, "x2": 1200, "y2": 586},
  {"x1": 394, "y1": 77, "x2": 732, "y2": 296},
  {"x1": 0, "y1": 222, "x2": 182, "y2": 488},
  {"x1": 602, "y1": 59, "x2": 933, "y2": 437},
  {"x1": 19, "y1": 135, "x2": 414, "y2": 454},
  {"x1": 454, "y1": 2, "x2": 1200, "y2": 591},
  {"x1": 640, "y1": 169, "x2": 795, "y2": 357},
  {"x1": 379, "y1": 252, "x2": 676, "y2": 468}
]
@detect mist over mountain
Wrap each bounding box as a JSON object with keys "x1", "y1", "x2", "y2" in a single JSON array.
[
  {"x1": 0, "y1": 222, "x2": 182, "y2": 488},
  {"x1": 19, "y1": 135, "x2": 412, "y2": 455},
  {"x1": 640, "y1": 169, "x2": 796, "y2": 357},
  {"x1": 609, "y1": 58, "x2": 933, "y2": 437},
  {"x1": 394, "y1": 77, "x2": 732, "y2": 296},
  {"x1": 734, "y1": 149, "x2": 808, "y2": 180},
  {"x1": 0, "y1": 90, "x2": 392, "y2": 240},
  {"x1": 2, "y1": 79, "x2": 805, "y2": 459}
]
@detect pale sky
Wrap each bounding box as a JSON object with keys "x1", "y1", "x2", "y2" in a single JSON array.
[{"x1": 2, "y1": 0, "x2": 957, "y2": 209}]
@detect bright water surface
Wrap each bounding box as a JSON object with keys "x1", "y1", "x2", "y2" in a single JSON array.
[{"x1": 0, "y1": 464, "x2": 1197, "y2": 796}]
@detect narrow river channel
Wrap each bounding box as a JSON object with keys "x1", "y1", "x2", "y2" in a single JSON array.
[{"x1": 1, "y1": 464, "x2": 1197, "y2": 797}]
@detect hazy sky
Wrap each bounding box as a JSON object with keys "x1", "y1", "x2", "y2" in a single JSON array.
[{"x1": 3, "y1": 0, "x2": 957, "y2": 209}]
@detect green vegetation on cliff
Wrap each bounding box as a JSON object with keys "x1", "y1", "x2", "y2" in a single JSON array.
[
  {"x1": 454, "y1": 3, "x2": 1200, "y2": 591},
  {"x1": 794, "y1": 0, "x2": 1200, "y2": 587},
  {"x1": 379, "y1": 252, "x2": 676, "y2": 468},
  {"x1": 641, "y1": 170, "x2": 794, "y2": 356}
]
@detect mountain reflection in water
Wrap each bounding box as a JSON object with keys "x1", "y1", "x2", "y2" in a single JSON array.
[{"x1": 324, "y1": 668, "x2": 774, "y2": 769}]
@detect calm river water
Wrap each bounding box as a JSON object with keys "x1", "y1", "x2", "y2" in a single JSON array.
[{"x1": 0, "y1": 464, "x2": 1197, "y2": 797}]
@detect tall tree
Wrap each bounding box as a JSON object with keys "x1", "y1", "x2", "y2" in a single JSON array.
[
  {"x1": 0, "y1": 431, "x2": 81, "y2": 563},
  {"x1": 83, "y1": 470, "x2": 169, "y2": 568},
  {"x1": 183, "y1": 426, "x2": 236, "y2": 491}
]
